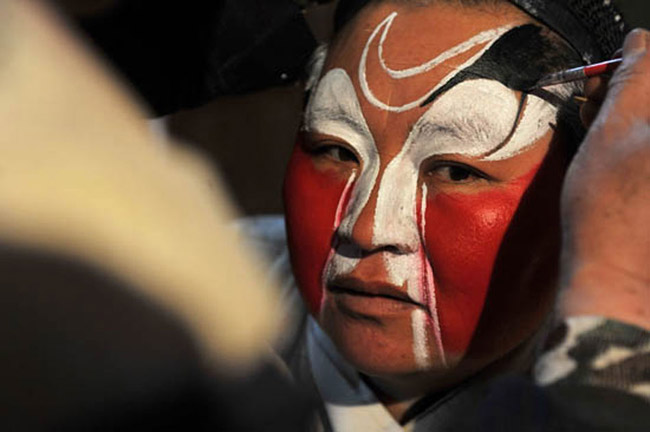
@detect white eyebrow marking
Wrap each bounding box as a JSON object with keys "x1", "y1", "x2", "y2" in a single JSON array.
[
  {"x1": 483, "y1": 92, "x2": 558, "y2": 161},
  {"x1": 404, "y1": 79, "x2": 558, "y2": 161},
  {"x1": 304, "y1": 68, "x2": 375, "y2": 148},
  {"x1": 359, "y1": 11, "x2": 513, "y2": 113}
]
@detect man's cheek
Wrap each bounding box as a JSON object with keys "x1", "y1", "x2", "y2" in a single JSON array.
[
  {"x1": 423, "y1": 190, "x2": 521, "y2": 355},
  {"x1": 283, "y1": 143, "x2": 349, "y2": 315}
]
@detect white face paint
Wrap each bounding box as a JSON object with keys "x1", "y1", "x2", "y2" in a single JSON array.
[
  {"x1": 403, "y1": 79, "x2": 558, "y2": 161},
  {"x1": 303, "y1": 68, "x2": 379, "y2": 281},
  {"x1": 303, "y1": 11, "x2": 564, "y2": 368},
  {"x1": 320, "y1": 171, "x2": 357, "y2": 306}
]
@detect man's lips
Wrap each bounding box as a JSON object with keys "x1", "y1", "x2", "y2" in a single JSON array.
[{"x1": 326, "y1": 276, "x2": 427, "y2": 310}]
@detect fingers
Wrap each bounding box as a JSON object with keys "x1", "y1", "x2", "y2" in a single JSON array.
[
  {"x1": 584, "y1": 76, "x2": 608, "y2": 100},
  {"x1": 622, "y1": 28, "x2": 650, "y2": 57},
  {"x1": 580, "y1": 76, "x2": 608, "y2": 128},
  {"x1": 579, "y1": 29, "x2": 650, "y2": 129},
  {"x1": 611, "y1": 28, "x2": 650, "y2": 91},
  {"x1": 581, "y1": 29, "x2": 650, "y2": 133}
]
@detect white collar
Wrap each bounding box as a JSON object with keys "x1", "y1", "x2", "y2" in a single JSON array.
[{"x1": 306, "y1": 318, "x2": 412, "y2": 432}]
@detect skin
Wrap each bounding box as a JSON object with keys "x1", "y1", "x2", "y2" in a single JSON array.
[
  {"x1": 284, "y1": 1, "x2": 572, "y2": 418},
  {"x1": 561, "y1": 29, "x2": 650, "y2": 331}
]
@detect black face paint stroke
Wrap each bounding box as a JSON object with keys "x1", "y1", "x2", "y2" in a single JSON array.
[
  {"x1": 481, "y1": 93, "x2": 528, "y2": 159},
  {"x1": 419, "y1": 24, "x2": 581, "y2": 107}
]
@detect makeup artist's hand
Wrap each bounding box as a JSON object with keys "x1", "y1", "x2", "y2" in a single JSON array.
[
  {"x1": 580, "y1": 52, "x2": 627, "y2": 127},
  {"x1": 580, "y1": 74, "x2": 611, "y2": 127},
  {"x1": 559, "y1": 29, "x2": 650, "y2": 330}
]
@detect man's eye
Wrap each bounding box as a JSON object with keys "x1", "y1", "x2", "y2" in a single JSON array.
[
  {"x1": 317, "y1": 145, "x2": 359, "y2": 164},
  {"x1": 427, "y1": 162, "x2": 487, "y2": 184}
]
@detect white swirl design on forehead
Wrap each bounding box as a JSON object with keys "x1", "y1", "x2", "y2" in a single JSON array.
[{"x1": 359, "y1": 11, "x2": 513, "y2": 113}]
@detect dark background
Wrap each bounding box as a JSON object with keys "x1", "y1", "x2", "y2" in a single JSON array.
[{"x1": 165, "y1": 3, "x2": 335, "y2": 216}]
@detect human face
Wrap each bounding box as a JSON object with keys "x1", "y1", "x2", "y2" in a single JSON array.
[{"x1": 284, "y1": 2, "x2": 569, "y2": 378}]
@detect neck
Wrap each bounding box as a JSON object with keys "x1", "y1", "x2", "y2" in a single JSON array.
[
  {"x1": 363, "y1": 328, "x2": 547, "y2": 422},
  {"x1": 362, "y1": 367, "x2": 467, "y2": 421}
]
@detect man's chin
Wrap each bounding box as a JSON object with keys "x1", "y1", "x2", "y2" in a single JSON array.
[
  {"x1": 319, "y1": 306, "x2": 456, "y2": 378},
  {"x1": 338, "y1": 343, "x2": 472, "y2": 398}
]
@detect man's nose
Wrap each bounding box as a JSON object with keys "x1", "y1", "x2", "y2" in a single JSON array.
[{"x1": 336, "y1": 169, "x2": 420, "y2": 255}]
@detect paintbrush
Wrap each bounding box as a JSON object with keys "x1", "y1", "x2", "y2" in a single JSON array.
[{"x1": 530, "y1": 58, "x2": 622, "y2": 89}]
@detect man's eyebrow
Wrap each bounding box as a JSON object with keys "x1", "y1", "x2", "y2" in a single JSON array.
[
  {"x1": 420, "y1": 24, "x2": 556, "y2": 107},
  {"x1": 304, "y1": 68, "x2": 375, "y2": 146},
  {"x1": 307, "y1": 108, "x2": 371, "y2": 139},
  {"x1": 409, "y1": 120, "x2": 461, "y2": 141}
]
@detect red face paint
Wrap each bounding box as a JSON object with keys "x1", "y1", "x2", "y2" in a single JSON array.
[
  {"x1": 283, "y1": 137, "x2": 354, "y2": 315},
  {"x1": 422, "y1": 167, "x2": 537, "y2": 356}
]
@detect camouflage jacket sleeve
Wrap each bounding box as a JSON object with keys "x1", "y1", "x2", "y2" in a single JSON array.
[
  {"x1": 473, "y1": 317, "x2": 650, "y2": 431},
  {"x1": 534, "y1": 316, "x2": 650, "y2": 401}
]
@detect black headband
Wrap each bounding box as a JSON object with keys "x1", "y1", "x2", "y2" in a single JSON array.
[{"x1": 334, "y1": 0, "x2": 628, "y2": 63}]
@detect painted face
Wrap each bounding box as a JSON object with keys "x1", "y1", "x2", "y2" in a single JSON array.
[{"x1": 284, "y1": 3, "x2": 570, "y2": 378}]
